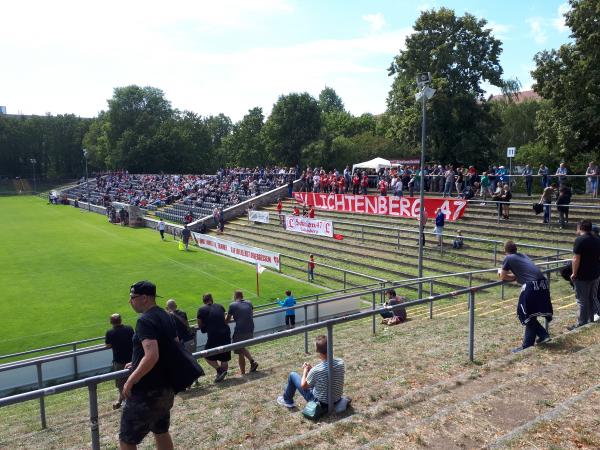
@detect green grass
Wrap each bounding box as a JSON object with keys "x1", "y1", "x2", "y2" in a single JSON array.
[{"x1": 0, "y1": 196, "x2": 322, "y2": 356}]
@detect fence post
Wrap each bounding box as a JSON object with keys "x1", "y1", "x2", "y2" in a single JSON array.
[
  {"x1": 468, "y1": 272, "x2": 473, "y2": 288},
  {"x1": 73, "y1": 345, "x2": 79, "y2": 379},
  {"x1": 36, "y1": 362, "x2": 47, "y2": 429},
  {"x1": 326, "y1": 324, "x2": 334, "y2": 415},
  {"x1": 371, "y1": 292, "x2": 376, "y2": 335},
  {"x1": 429, "y1": 280, "x2": 434, "y2": 319},
  {"x1": 303, "y1": 305, "x2": 309, "y2": 354},
  {"x1": 493, "y1": 242, "x2": 498, "y2": 265},
  {"x1": 315, "y1": 301, "x2": 319, "y2": 323},
  {"x1": 440, "y1": 235, "x2": 443, "y2": 256},
  {"x1": 361, "y1": 225, "x2": 364, "y2": 243},
  {"x1": 88, "y1": 383, "x2": 100, "y2": 450},
  {"x1": 468, "y1": 291, "x2": 475, "y2": 362},
  {"x1": 397, "y1": 229, "x2": 400, "y2": 250},
  {"x1": 343, "y1": 271, "x2": 347, "y2": 290},
  {"x1": 501, "y1": 282, "x2": 505, "y2": 300}
]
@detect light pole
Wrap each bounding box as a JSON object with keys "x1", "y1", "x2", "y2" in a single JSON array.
[
  {"x1": 415, "y1": 73, "x2": 436, "y2": 299},
  {"x1": 83, "y1": 148, "x2": 90, "y2": 211},
  {"x1": 29, "y1": 158, "x2": 37, "y2": 194}
]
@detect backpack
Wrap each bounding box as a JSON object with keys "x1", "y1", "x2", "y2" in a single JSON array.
[{"x1": 163, "y1": 337, "x2": 205, "y2": 393}]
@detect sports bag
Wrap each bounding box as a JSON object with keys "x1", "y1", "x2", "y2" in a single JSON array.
[
  {"x1": 164, "y1": 338, "x2": 205, "y2": 393},
  {"x1": 302, "y1": 400, "x2": 324, "y2": 420}
]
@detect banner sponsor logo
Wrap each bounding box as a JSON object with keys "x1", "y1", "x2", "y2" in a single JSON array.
[
  {"x1": 293, "y1": 192, "x2": 467, "y2": 221},
  {"x1": 192, "y1": 232, "x2": 280, "y2": 270},
  {"x1": 249, "y1": 210, "x2": 269, "y2": 224},
  {"x1": 284, "y1": 215, "x2": 334, "y2": 237}
]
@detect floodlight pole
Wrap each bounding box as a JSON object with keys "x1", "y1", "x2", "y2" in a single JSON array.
[
  {"x1": 417, "y1": 87, "x2": 427, "y2": 299},
  {"x1": 83, "y1": 148, "x2": 90, "y2": 212},
  {"x1": 30, "y1": 158, "x2": 37, "y2": 194}
]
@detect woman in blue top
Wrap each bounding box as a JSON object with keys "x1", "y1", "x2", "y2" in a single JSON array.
[{"x1": 278, "y1": 290, "x2": 297, "y2": 329}]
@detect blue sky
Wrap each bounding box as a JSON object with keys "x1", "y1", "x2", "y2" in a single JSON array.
[{"x1": 0, "y1": 0, "x2": 571, "y2": 120}]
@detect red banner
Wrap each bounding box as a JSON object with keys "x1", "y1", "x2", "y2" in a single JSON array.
[{"x1": 293, "y1": 192, "x2": 467, "y2": 221}]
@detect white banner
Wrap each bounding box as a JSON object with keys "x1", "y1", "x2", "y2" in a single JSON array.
[
  {"x1": 249, "y1": 210, "x2": 270, "y2": 224},
  {"x1": 192, "y1": 233, "x2": 280, "y2": 270},
  {"x1": 285, "y1": 215, "x2": 334, "y2": 237}
]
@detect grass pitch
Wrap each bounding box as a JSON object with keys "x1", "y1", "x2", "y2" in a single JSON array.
[{"x1": 0, "y1": 196, "x2": 322, "y2": 356}]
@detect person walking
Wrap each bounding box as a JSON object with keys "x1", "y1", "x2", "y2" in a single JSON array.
[
  {"x1": 556, "y1": 185, "x2": 572, "y2": 229},
  {"x1": 165, "y1": 299, "x2": 195, "y2": 352},
  {"x1": 197, "y1": 293, "x2": 231, "y2": 383},
  {"x1": 568, "y1": 220, "x2": 600, "y2": 330},
  {"x1": 308, "y1": 255, "x2": 315, "y2": 282},
  {"x1": 157, "y1": 220, "x2": 166, "y2": 240},
  {"x1": 181, "y1": 225, "x2": 191, "y2": 250},
  {"x1": 498, "y1": 242, "x2": 553, "y2": 353},
  {"x1": 105, "y1": 314, "x2": 134, "y2": 410},
  {"x1": 119, "y1": 281, "x2": 177, "y2": 450},
  {"x1": 226, "y1": 291, "x2": 259, "y2": 375}
]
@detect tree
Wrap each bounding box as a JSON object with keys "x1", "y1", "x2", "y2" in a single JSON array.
[
  {"x1": 318, "y1": 87, "x2": 345, "y2": 113},
  {"x1": 263, "y1": 93, "x2": 321, "y2": 166},
  {"x1": 220, "y1": 107, "x2": 267, "y2": 167},
  {"x1": 531, "y1": 0, "x2": 600, "y2": 164},
  {"x1": 386, "y1": 8, "x2": 504, "y2": 166},
  {"x1": 490, "y1": 99, "x2": 542, "y2": 162}
]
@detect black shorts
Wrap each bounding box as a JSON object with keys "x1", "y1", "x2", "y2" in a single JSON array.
[
  {"x1": 119, "y1": 387, "x2": 175, "y2": 445},
  {"x1": 232, "y1": 331, "x2": 253, "y2": 354},
  {"x1": 205, "y1": 332, "x2": 232, "y2": 362},
  {"x1": 285, "y1": 315, "x2": 296, "y2": 326}
]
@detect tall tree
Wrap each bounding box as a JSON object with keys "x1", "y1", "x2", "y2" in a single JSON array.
[
  {"x1": 263, "y1": 93, "x2": 321, "y2": 166},
  {"x1": 386, "y1": 8, "x2": 504, "y2": 166},
  {"x1": 531, "y1": 0, "x2": 600, "y2": 164},
  {"x1": 220, "y1": 107, "x2": 267, "y2": 167},
  {"x1": 318, "y1": 87, "x2": 345, "y2": 113}
]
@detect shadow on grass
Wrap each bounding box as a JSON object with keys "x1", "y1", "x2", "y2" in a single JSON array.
[{"x1": 178, "y1": 370, "x2": 270, "y2": 400}]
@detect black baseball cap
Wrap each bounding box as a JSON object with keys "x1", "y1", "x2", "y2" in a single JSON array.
[{"x1": 130, "y1": 280, "x2": 162, "y2": 297}]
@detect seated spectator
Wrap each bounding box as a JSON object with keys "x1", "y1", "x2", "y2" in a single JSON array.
[
  {"x1": 453, "y1": 230, "x2": 464, "y2": 249},
  {"x1": 380, "y1": 289, "x2": 407, "y2": 325},
  {"x1": 277, "y1": 335, "x2": 345, "y2": 409}
]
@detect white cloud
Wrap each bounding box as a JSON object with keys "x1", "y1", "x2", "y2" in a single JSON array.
[
  {"x1": 487, "y1": 21, "x2": 512, "y2": 40},
  {"x1": 552, "y1": 2, "x2": 570, "y2": 33},
  {"x1": 362, "y1": 13, "x2": 386, "y2": 32},
  {"x1": 417, "y1": 2, "x2": 437, "y2": 12},
  {"x1": 526, "y1": 17, "x2": 547, "y2": 44}
]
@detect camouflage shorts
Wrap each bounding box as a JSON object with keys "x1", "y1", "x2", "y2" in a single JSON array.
[{"x1": 119, "y1": 387, "x2": 175, "y2": 445}]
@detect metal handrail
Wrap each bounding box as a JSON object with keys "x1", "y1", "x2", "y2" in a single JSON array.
[{"x1": 0, "y1": 264, "x2": 567, "y2": 450}]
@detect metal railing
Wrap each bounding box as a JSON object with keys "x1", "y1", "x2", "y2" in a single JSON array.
[{"x1": 0, "y1": 262, "x2": 569, "y2": 450}]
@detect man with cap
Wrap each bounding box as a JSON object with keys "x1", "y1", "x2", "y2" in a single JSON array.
[
  {"x1": 105, "y1": 314, "x2": 134, "y2": 410},
  {"x1": 119, "y1": 281, "x2": 177, "y2": 450}
]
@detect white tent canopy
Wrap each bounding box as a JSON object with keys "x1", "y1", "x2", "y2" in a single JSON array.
[{"x1": 352, "y1": 157, "x2": 391, "y2": 174}]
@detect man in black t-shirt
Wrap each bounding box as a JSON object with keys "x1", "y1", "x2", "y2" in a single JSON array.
[
  {"x1": 119, "y1": 281, "x2": 177, "y2": 449},
  {"x1": 165, "y1": 299, "x2": 195, "y2": 352},
  {"x1": 197, "y1": 293, "x2": 231, "y2": 382},
  {"x1": 105, "y1": 314, "x2": 134, "y2": 410},
  {"x1": 569, "y1": 220, "x2": 600, "y2": 329}
]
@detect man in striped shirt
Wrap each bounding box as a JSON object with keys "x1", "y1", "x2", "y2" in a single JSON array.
[{"x1": 277, "y1": 335, "x2": 345, "y2": 409}]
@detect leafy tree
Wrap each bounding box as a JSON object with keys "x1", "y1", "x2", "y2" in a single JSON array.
[
  {"x1": 220, "y1": 107, "x2": 267, "y2": 167},
  {"x1": 318, "y1": 87, "x2": 345, "y2": 113},
  {"x1": 263, "y1": 92, "x2": 321, "y2": 166},
  {"x1": 490, "y1": 99, "x2": 541, "y2": 162},
  {"x1": 531, "y1": 0, "x2": 600, "y2": 164},
  {"x1": 386, "y1": 8, "x2": 504, "y2": 166}
]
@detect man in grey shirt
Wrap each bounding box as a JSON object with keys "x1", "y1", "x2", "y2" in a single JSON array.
[
  {"x1": 226, "y1": 290, "x2": 259, "y2": 374},
  {"x1": 499, "y1": 241, "x2": 553, "y2": 353}
]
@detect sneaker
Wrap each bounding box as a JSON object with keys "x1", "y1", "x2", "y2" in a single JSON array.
[
  {"x1": 250, "y1": 361, "x2": 259, "y2": 372},
  {"x1": 214, "y1": 370, "x2": 227, "y2": 383},
  {"x1": 536, "y1": 335, "x2": 551, "y2": 345},
  {"x1": 112, "y1": 401, "x2": 121, "y2": 410},
  {"x1": 594, "y1": 314, "x2": 600, "y2": 322},
  {"x1": 276, "y1": 396, "x2": 295, "y2": 409},
  {"x1": 567, "y1": 323, "x2": 581, "y2": 331},
  {"x1": 511, "y1": 346, "x2": 525, "y2": 354}
]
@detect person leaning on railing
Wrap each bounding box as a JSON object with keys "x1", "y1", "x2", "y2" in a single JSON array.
[{"x1": 498, "y1": 241, "x2": 553, "y2": 353}]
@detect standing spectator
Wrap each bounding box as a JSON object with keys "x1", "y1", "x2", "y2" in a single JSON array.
[
  {"x1": 308, "y1": 205, "x2": 315, "y2": 219},
  {"x1": 540, "y1": 184, "x2": 556, "y2": 224},
  {"x1": 293, "y1": 205, "x2": 300, "y2": 216},
  {"x1": 498, "y1": 242, "x2": 553, "y2": 353},
  {"x1": 287, "y1": 176, "x2": 294, "y2": 198},
  {"x1": 556, "y1": 185, "x2": 572, "y2": 229},
  {"x1": 308, "y1": 255, "x2": 315, "y2": 282},
  {"x1": 443, "y1": 166, "x2": 455, "y2": 197},
  {"x1": 181, "y1": 224, "x2": 191, "y2": 250},
  {"x1": 276, "y1": 198, "x2": 284, "y2": 225},
  {"x1": 538, "y1": 164, "x2": 549, "y2": 189},
  {"x1": 119, "y1": 281, "x2": 177, "y2": 449},
  {"x1": 352, "y1": 172, "x2": 360, "y2": 195},
  {"x1": 218, "y1": 208, "x2": 225, "y2": 233},
  {"x1": 585, "y1": 161, "x2": 598, "y2": 197},
  {"x1": 226, "y1": 291, "x2": 259, "y2": 375},
  {"x1": 157, "y1": 219, "x2": 166, "y2": 241},
  {"x1": 276, "y1": 335, "x2": 345, "y2": 409},
  {"x1": 555, "y1": 162, "x2": 568, "y2": 186},
  {"x1": 417, "y1": 208, "x2": 428, "y2": 246},
  {"x1": 378, "y1": 178, "x2": 387, "y2": 196},
  {"x1": 500, "y1": 184, "x2": 512, "y2": 220},
  {"x1": 568, "y1": 220, "x2": 600, "y2": 330},
  {"x1": 165, "y1": 299, "x2": 195, "y2": 352},
  {"x1": 434, "y1": 208, "x2": 445, "y2": 247},
  {"x1": 455, "y1": 168, "x2": 464, "y2": 195},
  {"x1": 361, "y1": 172, "x2": 369, "y2": 195},
  {"x1": 277, "y1": 290, "x2": 297, "y2": 329},
  {"x1": 197, "y1": 293, "x2": 231, "y2": 383},
  {"x1": 522, "y1": 164, "x2": 533, "y2": 196},
  {"x1": 479, "y1": 172, "x2": 490, "y2": 203},
  {"x1": 408, "y1": 174, "x2": 416, "y2": 197},
  {"x1": 105, "y1": 314, "x2": 134, "y2": 410},
  {"x1": 212, "y1": 207, "x2": 219, "y2": 228}
]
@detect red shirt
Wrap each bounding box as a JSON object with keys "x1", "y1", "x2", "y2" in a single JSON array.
[
  {"x1": 308, "y1": 259, "x2": 315, "y2": 269},
  {"x1": 293, "y1": 207, "x2": 300, "y2": 216},
  {"x1": 308, "y1": 208, "x2": 315, "y2": 218},
  {"x1": 277, "y1": 201, "x2": 283, "y2": 212},
  {"x1": 352, "y1": 175, "x2": 360, "y2": 185},
  {"x1": 379, "y1": 180, "x2": 387, "y2": 194},
  {"x1": 361, "y1": 176, "x2": 369, "y2": 187}
]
